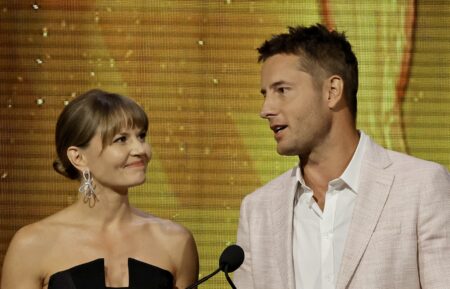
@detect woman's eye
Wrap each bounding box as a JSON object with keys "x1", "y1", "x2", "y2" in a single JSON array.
[
  {"x1": 114, "y1": 136, "x2": 127, "y2": 143},
  {"x1": 138, "y1": 132, "x2": 147, "y2": 141}
]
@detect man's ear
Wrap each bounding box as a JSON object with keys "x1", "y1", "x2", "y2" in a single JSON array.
[
  {"x1": 67, "y1": 146, "x2": 88, "y2": 172},
  {"x1": 325, "y1": 75, "x2": 344, "y2": 109}
]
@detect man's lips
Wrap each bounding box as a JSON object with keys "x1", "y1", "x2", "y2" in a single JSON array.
[
  {"x1": 270, "y1": 124, "x2": 287, "y2": 141},
  {"x1": 270, "y1": 125, "x2": 288, "y2": 134}
]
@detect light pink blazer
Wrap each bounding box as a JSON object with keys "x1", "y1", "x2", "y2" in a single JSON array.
[{"x1": 234, "y1": 137, "x2": 450, "y2": 289}]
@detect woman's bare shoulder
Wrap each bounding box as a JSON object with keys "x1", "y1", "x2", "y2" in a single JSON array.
[
  {"x1": 132, "y1": 208, "x2": 192, "y2": 239},
  {"x1": 2, "y1": 211, "x2": 68, "y2": 286},
  {"x1": 8, "y1": 222, "x2": 46, "y2": 255},
  {"x1": 8, "y1": 208, "x2": 73, "y2": 252}
]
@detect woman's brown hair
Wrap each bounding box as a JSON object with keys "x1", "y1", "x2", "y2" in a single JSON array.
[{"x1": 53, "y1": 89, "x2": 148, "y2": 179}]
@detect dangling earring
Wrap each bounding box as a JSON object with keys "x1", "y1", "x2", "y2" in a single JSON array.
[{"x1": 79, "y1": 169, "x2": 97, "y2": 204}]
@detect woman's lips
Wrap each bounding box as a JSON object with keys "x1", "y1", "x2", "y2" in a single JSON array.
[{"x1": 125, "y1": 160, "x2": 146, "y2": 168}]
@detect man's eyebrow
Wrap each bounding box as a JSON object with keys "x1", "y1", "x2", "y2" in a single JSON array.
[
  {"x1": 270, "y1": 80, "x2": 288, "y2": 88},
  {"x1": 260, "y1": 80, "x2": 289, "y2": 95}
]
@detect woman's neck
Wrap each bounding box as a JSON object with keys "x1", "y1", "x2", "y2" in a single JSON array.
[{"x1": 74, "y1": 186, "x2": 134, "y2": 228}]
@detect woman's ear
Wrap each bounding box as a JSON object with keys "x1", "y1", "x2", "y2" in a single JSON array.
[
  {"x1": 67, "y1": 146, "x2": 88, "y2": 172},
  {"x1": 325, "y1": 75, "x2": 344, "y2": 109}
]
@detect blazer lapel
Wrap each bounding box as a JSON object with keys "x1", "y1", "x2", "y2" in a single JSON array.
[
  {"x1": 336, "y1": 139, "x2": 394, "y2": 289},
  {"x1": 271, "y1": 168, "x2": 298, "y2": 289}
]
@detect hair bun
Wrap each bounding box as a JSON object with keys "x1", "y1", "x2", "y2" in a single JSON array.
[{"x1": 53, "y1": 158, "x2": 79, "y2": 180}]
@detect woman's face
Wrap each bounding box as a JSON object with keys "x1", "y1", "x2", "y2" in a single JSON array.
[{"x1": 81, "y1": 126, "x2": 152, "y2": 193}]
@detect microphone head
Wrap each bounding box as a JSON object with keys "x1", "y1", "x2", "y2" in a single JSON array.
[{"x1": 219, "y1": 244, "x2": 245, "y2": 273}]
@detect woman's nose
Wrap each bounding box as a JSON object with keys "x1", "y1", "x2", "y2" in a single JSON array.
[{"x1": 130, "y1": 137, "x2": 146, "y2": 155}]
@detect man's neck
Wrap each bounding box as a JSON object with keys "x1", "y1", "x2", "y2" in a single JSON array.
[{"x1": 300, "y1": 129, "x2": 360, "y2": 209}]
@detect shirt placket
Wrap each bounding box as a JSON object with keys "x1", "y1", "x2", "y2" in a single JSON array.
[{"x1": 320, "y1": 189, "x2": 337, "y2": 289}]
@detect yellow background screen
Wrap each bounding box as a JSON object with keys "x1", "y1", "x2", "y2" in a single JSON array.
[{"x1": 1, "y1": 1, "x2": 449, "y2": 288}]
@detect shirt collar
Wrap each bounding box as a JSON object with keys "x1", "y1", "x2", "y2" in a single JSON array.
[
  {"x1": 340, "y1": 130, "x2": 367, "y2": 193},
  {"x1": 295, "y1": 130, "x2": 368, "y2": 194}
]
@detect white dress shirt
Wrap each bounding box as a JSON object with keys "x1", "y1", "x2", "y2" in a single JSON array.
[{"x1": 293, "y1": 131, "x2": 368, "y2": 289}]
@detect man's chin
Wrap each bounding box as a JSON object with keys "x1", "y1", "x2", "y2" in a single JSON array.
[{"x1": 276, "y1": 146, "x2": 298, "y2": 156}]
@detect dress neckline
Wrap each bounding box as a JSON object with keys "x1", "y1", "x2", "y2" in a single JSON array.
[{"x1": 48, "y1": 257, "x2": 173, "y2": 289}]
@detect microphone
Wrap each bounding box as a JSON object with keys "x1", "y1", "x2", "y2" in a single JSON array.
[
  {"x1": 186, "y1": 244, "x2": 244, "y2": 289},
  {"x1": 219, "y1": 244, "x2": 245, "y2": 289}
]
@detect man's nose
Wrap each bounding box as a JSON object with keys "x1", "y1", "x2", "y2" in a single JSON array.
[{"x1": 260, "y1": 94, "x2": 278, "y2": 119}]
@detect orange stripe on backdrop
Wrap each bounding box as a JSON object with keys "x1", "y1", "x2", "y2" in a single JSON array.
[
  {"x1": 320, "y1": 0, "x2": 335, "y2": 30},
  {"x1": 320, "y1": 0, "x2": 415, "y2": 152},
  {"x1": 394, "y1": 0, "x2": 416, "y2": 154}
]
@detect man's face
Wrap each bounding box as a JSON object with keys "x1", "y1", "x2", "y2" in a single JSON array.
[{"x1": 259, "y1": 54, "x2": 331, "y2": 157}]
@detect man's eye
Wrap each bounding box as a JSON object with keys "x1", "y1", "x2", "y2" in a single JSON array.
[{"x1": 277, "y1": 87, "x2": 287, "y2": 94}]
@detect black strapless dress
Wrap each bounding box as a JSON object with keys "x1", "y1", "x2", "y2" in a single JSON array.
[{"x1": 48, "y1": 258, "x2": 173, "y2": 289}]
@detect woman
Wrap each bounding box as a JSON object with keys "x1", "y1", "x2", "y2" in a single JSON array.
[{"x1": 1, "y1": 89, "x2": 199, "y2": 289}]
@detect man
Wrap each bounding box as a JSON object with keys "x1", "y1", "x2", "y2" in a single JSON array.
[{"x1": 234, "y1": 24, "x2": 450, "y2": 289}]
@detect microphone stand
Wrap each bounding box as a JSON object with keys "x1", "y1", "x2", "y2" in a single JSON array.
[
  {"x1": 185, "y1": 268, "x2": 221, "y2": 289},
  {"x1": 185, "y1": 244, "x2": 244, "y2": 289},
  {"x1": 223, "y1": 264, "x2": 237, "y2": 289}
]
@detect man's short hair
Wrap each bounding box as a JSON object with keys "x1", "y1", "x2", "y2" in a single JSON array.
[{"x1": 257, "y1": 24, "x2": 359, "y2": 119}]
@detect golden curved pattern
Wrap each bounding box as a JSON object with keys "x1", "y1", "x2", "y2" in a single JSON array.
[
  {"x1": 322, "y1": 0, "x2": 416, "y2": 153},
  {"x1": 1, "y1": 2, "x2": 449, "y2": 288},
  {"x1": 93, "y1": 1, "x2": 262, "y2": 209}
]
